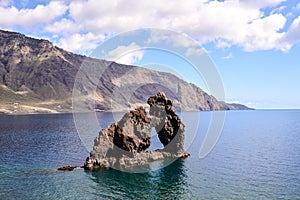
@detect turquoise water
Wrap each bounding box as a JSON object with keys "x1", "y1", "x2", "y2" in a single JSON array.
[{"x1": 0, "y1": 111, "x2": 299, "y2": 199}]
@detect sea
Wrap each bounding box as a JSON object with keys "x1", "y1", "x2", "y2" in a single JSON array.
[{"x1": 0, "y1": 110, "x2": 299, "y2": 199}]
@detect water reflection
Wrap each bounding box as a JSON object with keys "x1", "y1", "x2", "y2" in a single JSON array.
[{"x1": 87, "y1": 160, "x2": 190, "y2": 199}]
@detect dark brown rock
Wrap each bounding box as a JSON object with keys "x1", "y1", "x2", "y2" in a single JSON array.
[
  {"x1": 84, "y1": 93, "x2": 189, "y2": 170},
  {"x1": 57, "y1": 165, "x2": 79, "y2": 171},
  {"x1": 113, "y1": 107, "x2": 152, "y2": 153},
  {"x1": 89, "y1": 107, "x2": 152, "y2": 161},
  {"x1": 148, "y1": 92, "x2": 185, "y2": 154}
]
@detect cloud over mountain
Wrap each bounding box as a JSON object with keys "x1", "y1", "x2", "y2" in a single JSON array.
[{"x1": 0, "y1": 0, "x2": 299, "y2": 54}]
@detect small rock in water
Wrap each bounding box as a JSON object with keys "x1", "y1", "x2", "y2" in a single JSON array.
[{"x1": 57, "y1": 165, "x2": 79, "y2": 171}]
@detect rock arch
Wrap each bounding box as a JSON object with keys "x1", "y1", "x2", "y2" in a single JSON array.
[{"x1": 84, "y1": 92, "x2": 189, "y2": 170}]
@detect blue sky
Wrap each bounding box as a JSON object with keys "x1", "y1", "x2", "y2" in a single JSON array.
[{"x1": 0, "y1": 0, "x2": 300, "y2": 109}]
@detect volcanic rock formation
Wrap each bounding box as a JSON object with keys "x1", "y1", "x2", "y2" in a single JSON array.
[
  {"x1": 148, "y1": 92, "x2": 185, "y2": 155},
  {"x1": 84, "y1": 92, "x2": 189, "y2": 170}
]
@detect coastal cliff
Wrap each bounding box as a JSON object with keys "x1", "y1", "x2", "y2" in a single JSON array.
[{"x1": 0, "y1": 29, "x2": 252, "y2": 114}]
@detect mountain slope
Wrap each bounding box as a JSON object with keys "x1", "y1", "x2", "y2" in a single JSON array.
[{"x1": 0, "y1": 29, "x2": 251, "y2": 114}]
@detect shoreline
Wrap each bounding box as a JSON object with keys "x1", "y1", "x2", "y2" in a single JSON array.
[{"x1": 10, "y1": 109, "x2": 300, "y2": 117}]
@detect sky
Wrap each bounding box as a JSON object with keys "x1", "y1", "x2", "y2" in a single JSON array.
[{"x1": 0, "y1": 0, "x2": 300, "y2": 109}]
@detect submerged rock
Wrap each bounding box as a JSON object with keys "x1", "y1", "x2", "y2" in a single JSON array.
[
  {"x1": 57, "y1": 165, "x2": 80, "y2": 171},
  {"x1": 84, "y1": 92, "x2": 189, "y2": 170}
]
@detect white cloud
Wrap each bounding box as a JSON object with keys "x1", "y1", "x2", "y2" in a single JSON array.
[
  {"x1": 112, "y1": 51, "x2": 144, "y2": 65},
  {"x1": 227, "y1": 100, "x2": 241, "y2": 104},
  {"x1": 61, "y1": 0, "x2": 290, "y2": 52},
  {"x1": 0, "y1": 1, "x2": 67, "y2": 27},
  {"x1": 2, "y1": 0, "x2": 300, "y2": 53},
  {"x1": 271, "y1": 5, "x2": 286, "y2": 15},
  {"x1": 226, "y1": 99, "x2": 261, "y2": 108},
  {"x1": 105, "y1": 42, "x2": 144, "y2": 65},
  {"x1": 146, "y1": 29, "x2": 207, "y2": 57},
  {"x1": 286, "y1": 12, "x2": 293, "y2": 18},
  {"x1": 58, "y1": 32, "x2": 105, "y2": 53},
  {"x1": 185, "y1": 47, "x2": 206, "y2": 57},
  {"x1": 216, "y1": 40, "x2": 232, "y2": 49},
  {"x1": 241, "y1": 13, "x2": 287, "y2": 51},
  {"x1": 45, "y1": 18, "x2": 80, "y2": 35},
  {"x1": 148, "y1": 30, "x2": 199, "y2": 48},
  {"x1": 222, "y1": 52, "x2": 233, "y2": 59},
  {"x1": 0, "y1": 0, "x2": 12, "y2": 7},
  {"x1": 281, "y1": 16, "x2": 300, "y2": 50},
  {"x1": 240, "y1": 0, "x2": 286, "y2": 9}
]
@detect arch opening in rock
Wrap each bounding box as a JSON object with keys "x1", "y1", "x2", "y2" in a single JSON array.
[{"x1": 84, "y1": 92, "x2": 190, "y2": 170}]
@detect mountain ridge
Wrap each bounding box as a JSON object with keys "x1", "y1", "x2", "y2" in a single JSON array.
[{"x1": 0, "y1": 29, "x2": 252, "y2": 114}]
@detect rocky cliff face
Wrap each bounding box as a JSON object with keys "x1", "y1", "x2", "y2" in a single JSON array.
[
  {"x1": 0, "y1": 29, "x2": 252, "y2": 113},
  {"x1": 84, "y1": 93, "x2": 189, "y2": 170}
]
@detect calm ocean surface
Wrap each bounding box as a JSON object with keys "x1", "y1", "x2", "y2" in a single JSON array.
[{"x1": 0, "y1": 110, "x2": 299, "y2": 199}]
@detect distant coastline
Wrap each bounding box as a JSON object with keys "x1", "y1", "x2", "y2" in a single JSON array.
[{"x1": 0, "y1": 108, "x2": 259, "y2": 115}]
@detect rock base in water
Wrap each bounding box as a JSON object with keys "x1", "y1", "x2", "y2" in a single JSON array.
[
  {"x1": 84, "y1": 92, "x2": 190, "y2": 170},
  {"x1": 57, "y1": 165, "x2": 81, "y2": 171},
  {"x1": 84, "y1": 150, "x2": 190, "y2": 170}
]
